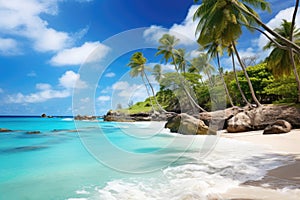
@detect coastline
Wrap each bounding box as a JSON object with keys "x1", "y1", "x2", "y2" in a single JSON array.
[{"x1": 219, "y1": 129, "x2": 300, "y2": 200}]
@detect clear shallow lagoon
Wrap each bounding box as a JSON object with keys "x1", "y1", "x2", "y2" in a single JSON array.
[{"x1": 0, "y1": 117, "x2": 292, "y2": 200}]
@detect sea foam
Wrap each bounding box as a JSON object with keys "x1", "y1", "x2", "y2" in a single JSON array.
[{"x1": 76, "y1": 137, "x2": 294, "y2": 200}]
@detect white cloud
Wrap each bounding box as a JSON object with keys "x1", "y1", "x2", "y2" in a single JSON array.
[
  {"x1": 6, "y1": 70, "x2": 87, "y2": 104},
  {"x1": 112, "y1": 81, "x2": 145, "y2": 99},
  {"x1": 0, "y1": 0, "x2": 72, "y2": 52},
  {"x1": 257, "y1": 7, "x2": 300, "y2": 50},
  {"x1": 50, "y1": 42, "x2": 110, "y2": 66},
  {"x1": 36, "y1": 83, "x2": 51, "y2": 90},
  {"x1": 0, "y1": 37, "x2": 19, "y2": 55},
  {"x1": 7, "y1": 85, "x2": 70, "y2": 103},
  {"x1": 104, "y1": 72, "x2": 116, "y2": 78},
  {"x1": 32, "y1": 28, "x2": 70, "y2": 52},
  {"x1": 27, "y1": 71, "x2": 37, "y2": 77},
  {"x1": 80, "y1": 97, "x2": 91, "y2": 103},
  {"x1": 236, "y1": 47, "x2": 256, "y2": 59},
  {"x1": 143, "y1": 5, "x2": 199, "y2": 46},
  {"x1": 100, "y1": 86, "x2": 111, "y2": 94},
  {"x1": 112, "y1": 81, "x2": 130, "y2": 90},
  {"x1": 143, "y1": 25, "x2": 166, "y2": 44},
  {"x1": 97, "y1": 95, "x2": 111, "y2": 101},
  {"x1": 59, "y1": 70, "x2": 87, "y2": 89},
  {"x1": 0, "y1": 88, "x2": 3, "y2": 93}
]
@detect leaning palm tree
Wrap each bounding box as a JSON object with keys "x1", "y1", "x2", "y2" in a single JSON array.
[
  {"x1": 128, "y1": 52, "x2": 167, "y2": 113},
  {"x1": 191, "y1": 53, "x2": 215, "y2": 87},
  {"x1": 232, "y1": 41, "x2": 261, "y2": 107},
  {"x1": 194, "y1": 0, "x2": 262, "y2": 107},
  {"x1": 194, "y1": 0, "x2": 300, "y2": 53},
  {"x1": 156, "y1": 34, "x2": 207, "y2": 112},
  {"x1": 173, "y1": 48, "x2": 189, "y2": 74},
  {"x1": 152, "y1": 64, "x2": 164, "y2": 83},
  {"x1": 264, "y1": 20, "x2": 300, "y2": 102},
  {"x1": 228, "y1": 45, "x2": 251, "y2": 106},
  {"x1": 204, "y1": 41, "x2": 235, "y2": 107},
  {"x1": 127, "y1": 52, "x2": 155, "y2": 112}
]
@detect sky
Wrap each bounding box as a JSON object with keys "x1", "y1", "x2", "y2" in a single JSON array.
[{"x1": 0, "y1": 0, "x2": 299, "y2": 116}]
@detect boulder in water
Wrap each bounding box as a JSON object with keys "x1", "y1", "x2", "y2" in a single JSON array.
[
  {"x1": 0, "y1": 128, "x2": 12, "y2": 132},
  {"x1": 26, "y1": 131, "x2": 41, "y2": 134}
]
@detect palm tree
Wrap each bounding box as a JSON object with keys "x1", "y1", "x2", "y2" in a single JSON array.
[
  {"x1": 188, "y1": 65, "x2": 205, "y2": 85},
  {"x1": 264, "y1": 20, "x2": 300, "y2": 102},
  {"x1": 173, "y1": 48, "x2": 189, "y2": 73},
  {"x1": 127, "y1": 52, "x2": 156, "y2": 112},
  {"x1": 156, "y1": 34, "x2": 180, "y2": 66},
  {"x1": 290, "y1": 0, "x2": 300, "y2": 102},
  {"x1": 128, "y1": 52, "x2": 168, "y2": 113},
  {"x1": 204, "y1": 41, "x2": 235, "y2": 107},
  {"x1": 228, "y1": 45, "x2": 251, "y2": 106},
  {"x1": 194, "y1": 0, "x2": 300, "y2": 53},
  {"x1": 232, "y1": 42, "x2": 262, "y2": 106},
  {"x1": 152, "y1": 64, "x2": 164, "y2": 83},
  {"x1": 230, "y1": 0, "x2": 300, "y2": 53},
  {"x1": 194, "y1": 0, "x2": 262, "y2": 107},
  {"x1": 156, "y1": 34, "x2": 207, "y2": 112},
  {"x1": 191, "y1": 53, "x2": 215, "y2": 87}
]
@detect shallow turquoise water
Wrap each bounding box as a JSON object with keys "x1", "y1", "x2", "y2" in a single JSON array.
[{"x1": 0, "y1": 117, "x2": 292, "y2": 200}]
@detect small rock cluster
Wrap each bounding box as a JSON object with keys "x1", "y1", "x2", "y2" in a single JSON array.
[{"x1": 74, "y1": 115, "x2": 97, "y2": 120}]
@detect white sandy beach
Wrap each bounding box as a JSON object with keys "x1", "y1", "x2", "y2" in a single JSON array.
[{"x1": 218, "y1": 129, "x2": 300, "y2": 200}]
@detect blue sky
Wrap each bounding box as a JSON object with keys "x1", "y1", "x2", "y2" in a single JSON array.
[{"x1": 0, "y1": 0, "x2": 299, "y2": 116}]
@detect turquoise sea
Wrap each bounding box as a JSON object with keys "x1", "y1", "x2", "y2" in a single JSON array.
[{"x1": 0, "y1": 117, "x2": 293, "y2": 200}]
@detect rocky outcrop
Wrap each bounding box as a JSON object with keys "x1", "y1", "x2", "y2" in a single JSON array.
[
  {"x1": 74, "y1": 115, "x2": 97, "y2": 121},
  {"x1": 26, "y1": 131, "x2": 41, "y2": 134},
  {"x1": 104, "y1": 110, "x2": 158, "y2": 122},
  {"x1": 263, "y1": 120, "x2": 292, "y2": 134},
  {"x1": 41, "y1": 114, "x2": 53, "y2": 118},
  {"x1": 0, "y1": 128, "x2": 12, "y2": 132},
  {"x1": 227, "y1": 105, "x2": 300, "y2": 133},
  {"x1": 165, "y1": 113, "x2": 215, "y2": 135},
  {"x1": 199, "y1": 106, "x2": 244, "y2": 130},
  {"x1": 130, "y1": 113, "x2": 152, "y2": 121},
  {"x1": 104, "y1": 110, "x2": 135, "y2": 122},
  {"x1": 151, "y1": 111, "x2": 177, "y2": 121}
]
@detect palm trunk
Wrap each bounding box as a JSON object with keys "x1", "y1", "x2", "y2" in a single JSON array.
[
  {"x1": 172, "y1": 54, "x2": 207, "y2": 112},
  {"x1": 290, "y1": 50, "x2": 300, "y2": 102},
  {"x1": 232, "y1": 42, "x2": 261, "y2": 107},
  {"x1": 205, "y1": 69, "x2": 214, "y2": 87},
  {"x1": 141, "y1": 75, "x2": 155, "y2": 112},
  {"x1": 243, "y1": 23, "x2": 292, "y2": 52},
  {"x1": 233, "y1": 1, "x2": 300, "y2": 53},
  {"x1": 217, "y1": 52, "x2": 234, "y2": 107},
  {"x1": 289, "y1": 0, "x2": 300, "y2": 102},
  {"x1": 144, "y1": 73, "x2": 168, "y2": 113},
  {"x1": 231, "y1": 48, "x2": 251, "y2": 106}
]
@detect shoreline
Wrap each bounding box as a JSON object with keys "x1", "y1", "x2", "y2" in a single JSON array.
[{"x1": 219, "y1": 129, "x2": 300, "y2": 199}]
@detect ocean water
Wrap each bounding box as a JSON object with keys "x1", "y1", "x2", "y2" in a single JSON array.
[{"x1": 0, "y1": 117, "x2": 293, "y2": 200}]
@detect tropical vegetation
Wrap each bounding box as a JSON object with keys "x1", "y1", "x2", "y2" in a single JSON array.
[{"x1": 124, "y1": 0, "x2": 300, "y2": 113}]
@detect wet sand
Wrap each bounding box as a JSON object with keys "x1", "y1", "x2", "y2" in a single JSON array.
[{"x1": 219, "y1": 129, "x2": 300, "y2": 200}]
